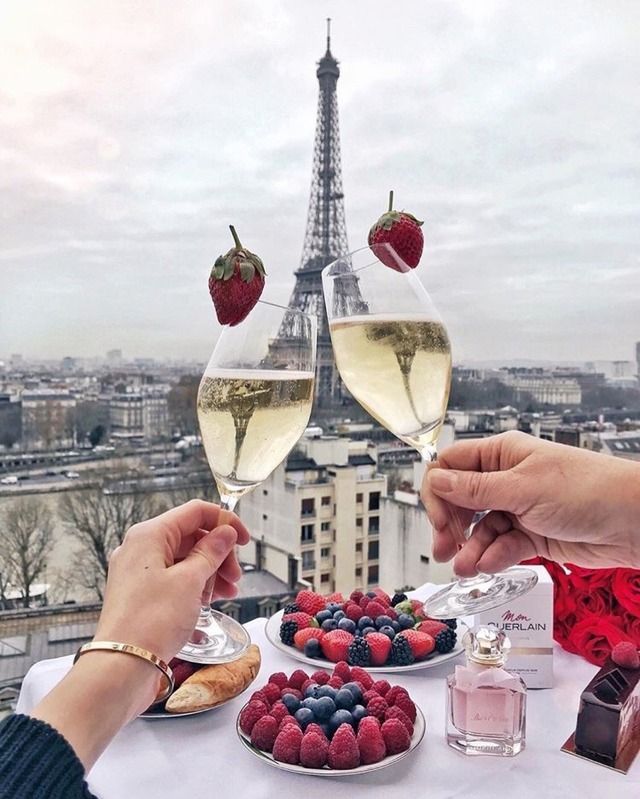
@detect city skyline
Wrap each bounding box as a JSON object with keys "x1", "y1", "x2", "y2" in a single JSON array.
[{"x1": 1, "y1": 1, "x2": 639, "y2": 363}]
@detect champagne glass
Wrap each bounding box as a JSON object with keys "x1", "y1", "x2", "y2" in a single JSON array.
[
  {"x1": 178, "y1": 302, "x2": 317, "y2": 663},
  {"x1": 322, "y1": 245, "x2": 536, "y2": 620}
]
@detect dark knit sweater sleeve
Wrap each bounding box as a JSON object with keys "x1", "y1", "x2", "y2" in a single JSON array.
[{"x1": 0, "y1": 713, "x2": 97, "y2": 798}]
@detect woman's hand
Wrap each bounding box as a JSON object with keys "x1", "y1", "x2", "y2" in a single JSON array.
[{"x1": 421, "y1": 431, "x2": 640, "y2": 575}]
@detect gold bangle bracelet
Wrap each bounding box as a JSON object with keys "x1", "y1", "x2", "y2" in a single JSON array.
[{"x1": 74, "y1": 641, "x2": 175, "y2": 705}]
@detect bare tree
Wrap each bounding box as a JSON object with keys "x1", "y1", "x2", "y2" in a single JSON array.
[{"x1": 0, "y1": 498, "x2": 54, "y2": 607}]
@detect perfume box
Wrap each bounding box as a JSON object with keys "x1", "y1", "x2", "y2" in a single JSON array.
[{"x1": 474, "y1": 565, "x2": 554, "y2": 689}]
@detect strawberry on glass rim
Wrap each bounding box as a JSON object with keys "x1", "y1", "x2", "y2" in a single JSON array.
[
  {"x1": 368, "y1": 190, "x2": 424, "y2": 271},
  {"x1": 208, "y1": 225, "x2": 266, "y2": 326}
]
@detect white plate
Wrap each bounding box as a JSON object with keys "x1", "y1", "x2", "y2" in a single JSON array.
[
  {"x1": 236, "y1": 703, "x2": 426, "y2": 776},
  {"x1": 265, "y1": 609, "x2": 465, "y2": 673}
]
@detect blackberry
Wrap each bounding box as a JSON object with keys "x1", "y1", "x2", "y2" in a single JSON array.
[
  {"x1": 391, "y1": 636, "x2": 415, "y2": 666},
  {"x1": 279, "y1": 619, "x2": 298, "y2": 646},
  {"x1": 443, "y1": 618, "x2": 457, "y2": 630},
  {"x1": 434, "y1": 628, "x2": 457, "y2": 654},
  {"x1": 391, "y1": 592, "x2": 407, "y2": 607},
  {"x1": 347, "y1": 637, "x2": 371, "y2": 666},
  {"x1": 282, "y1": 603, "x2": 299, "y2": 615}
]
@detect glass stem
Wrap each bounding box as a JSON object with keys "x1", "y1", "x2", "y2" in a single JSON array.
[{"x1": 197, "y1": 494, "x2": 239, "y2": 626}]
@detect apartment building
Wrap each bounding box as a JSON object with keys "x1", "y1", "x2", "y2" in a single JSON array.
[
  {"x1": 109, "y1": 387, "x2": 169, "y2": 441},
  {"x1": 21, "y1": 390, "x2": 77, "y2": 451}
]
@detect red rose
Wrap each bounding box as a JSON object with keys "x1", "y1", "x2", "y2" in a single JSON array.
[
  {"x1": 618, "y1": 611, "x2": 640, "y2": 646},
  {"x1": 612, "y1": 569, "x2": 640, "y2": 617},
  {"x1": 566, "y1": 564, "x2": 618, "y2": 590},
  {"x1": 567, "y1": 615, "x2": 628, "y2": 666},
  {"x1": 552, "y1": 566, "x2": 578, "y2": 622},
  {"x1": 573, "y1": 586, "x2": 614, "y2": 617}
]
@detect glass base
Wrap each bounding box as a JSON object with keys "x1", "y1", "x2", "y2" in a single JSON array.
[
  {"x1": 423, "y1": 568, "x2": 539, "y2": 619},
  {"x1": 447, "y1": 731, "x2": 525, "y2": 757},
  {"x1": 178, "y1": 609, "x2": 251, "y2": 665}
]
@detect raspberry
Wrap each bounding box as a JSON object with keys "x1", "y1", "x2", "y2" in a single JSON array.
[
  {"x1": 381, "y1": 718, "x2": 411, "y2": 754},
  {"x1": 310, "y1": 670, "x2": 330, "y2": 685},
  {"x1": 296, "y1": 590, "x2": 327, "y2": 616},
  {"x1": 239, "y1": 700, "x2": 269, "y2": 734},
  {"x1": 250, "y1": 689, "x2": 270, "y2": 705},
  {"x1": 372, "y1": 587, "x2": 391, "y2": 605},
  {"x1": 294, "y1": 627, "x2": 325, "y2": 651},
  {"x1": 262, "y1": 682, "x2": 283, "y2": 704},
  {"x1": 349, "y1": 590, "x2": 364, "y2": 604},
  {"x1": 269, "y1": 701, "x2": 290, "y2": 723},
  {"x1": 171, "y1": 661, "x2": 196, "y2": 688},
  {"x1": 357, "y1": 716, "x2": 387, "y2": 764},
  {"x1": 347, "y1": 637, "x2": 370, "y2": 666},
  {"x1": 350, "y1": 666, "x2": 373, "y2": 689},
  {"x1": 391, "y1": 636, "x2": 415, "y2": 665},
  {"x1": 288, "y1": 669, "x2": 309, "y2": 690},
  {"x1": 327, "y1": 676, "x2": 344, "y2": 689},
  {"x1": 279, "y1": 620, "x2": 298, "y2": 646},
  {"x1": 366, "y1": 695, "x2": 388, "y2": 721},
  {"x1": 250, "y1": 714, "x2": 279, "y2": 752},
  {"x1": 278, "y1": 715, "x2": 300, "y2": 732},
  {"x1": 324, "y1": 592, "x2": 344, "y2": 603},
  {"x1": 385, "y1": 686, "x2": 409, "y2": 705},
  {"x1": 362, "y1": 690, "x2": 378, "y2": 706},
  {"x1": 365, "y1": 600, "x2": 388, "y2": 620},
  {"x1": 282, "y1": 611, "x2": 316, "y2": 630},
  {"x1": 384, "y1": 705, "x2": 414, "y2": 736},
  {"x1": 305, "y1": 722, "x2": 328, "y2": 739},
  {"x1": 434, "y1": 628, "x2": 457, "y2": 654},
  {"x1": 384, "y1": 607, "x2": 398, "y2": 621},
  {"x1": 281, "y1": 687, "x2": 302, "y2": 700},
  {"x1": 328, "y1": 724, "x2": 360, "y2": 769},
  {"x1": 321, "y1": 630, "x2": 354, "y2": 662},
  {"x1": 273, "y1": 725, "x2": 304, "y2": 764},
  {"x1": 371, "y1": 679, "x2": 391, "y2": 696},
  {"x1": 359, "y1": 596, "x2": 371, "y2": 610},
  {"x1": 397, "y1": 630, "x2": 435, "y2": 660},
  {"x1": 300, "y1": 679, "x2": 317, "y2": 695},
  {"x1": 366, "y1": 632, "x2": 392, "y2": 666},
  {"x1": 393, "y1": 693, "x2": 417, "y2": 724},
  {"x1": 345, "y1": 603, "x2": 364, "y2": 622},
  {"x1": 333, "y1": 661, "x2": 351, "y2": 682},
  {"x1": 300, "y1": 731, "x2": 330, "y2": 768},
  {"x1": 612, "y1": 641, "x2": 640, "y2": 669},
  {"x1": 268, "y1": 672, "x2": 288, "y2": 689},
  {"x1": 358, "y1": 715, "x2": 381, "y2": 730}
]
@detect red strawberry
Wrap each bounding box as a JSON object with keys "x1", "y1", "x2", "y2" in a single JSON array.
[
  {"x1": 208, "y1": 225, "x2": 266, "y2": 326},
  {"x1": 294, "y1": 627, "x2": 325, "y2": 651},
  {"x1": 372, "y1": 587, "x2": 392, "y2": 605},
  {"x1": 366, "y1": 695, "x2": 388, "y2": 721},
  {"x1": 371, "y1": 679, "x2": 391, "y2": 696},
  {"x1": 171, "y1": 661, "x2": 196, "y2": 688},
  {"x1": 296, "y1": 590, "x2": 327, "y2": 616},
  {"x1": 357, "y1": 717, "x2": 387, "y2": 765},
  {"x1": 365, "y1": 600, "x2": 388, "y2": 620},
  {"x1": 239, "y1": 700, "x2": 269, "y2": 734},
  {"x1": 327, "y1": 676, "x2": 344, "y2": 689},
  {"x1": 288, "y1": 669, "x2": 309, "y2": 690},
  {"x1": 349, "y1": 666, "x2": 373, "y2": 689},
  {"x1": 250, "y1": 715, "x2": 279, "y2": 752},
  {"x1": 282, "y1": 611, "x2": 315, "y2": 630},
  {"x1": 269, "y1": 701, "x2": 290, "y2": 724},
  {"x1": 278, "y1": 715, "x2": 300, "y2": 732},
  {"x1": 381, "y1": 718, "x2": 411, "y2": 754},
  {"x1": 393, "y1": 693, "x2": 417, "y2": 724},
  {"x1": 268, "y1": 672, "x2": 288, "y2": 689},
  {"x1": 310, "y1": 670, "x2": 331, "y2": 685},
  {"x1": 385, "y1": 686, "x2": 409, "y2": 705},
  {"x1": 328, "y1": 724, "x2": 360, "y2": 769},
  {"x1": 350, "y1": 590, "x2": 364, "y2": 604},
  {"x1": 261, "y1": 682, "x2": 283, "y2": 705},
  {"x1": 366, "y1": 632, "x2": 392, "y2": 666},
  {"x1": 321, "y1": 630, "x2": 354, "y2": 663},
  {"x1": 273, "y1": 725, "x2": 303, "y2": 764},
  {"x1": 345, "y1": 603, "x2": 364, "y2": 622},
  {"x1": 612, "y1": 641, "x2": 640, "y2": 669},
  {"x1": 281, "y1": 687, "x2": 302, "y2": 701},
  {"x1": 415, "y1": 620, "x2": 448, "y2": 638},
  {"x1": 368, "y1": 191, "x2": 424, "y2": 271},
  {"x1": 397, "y1": 630, "x2": 435, "y2": 660},
  {"x1": 384, "y1": 705, "x2": 414, "y2": 736},
  {"x1": 324, "y1": 592, "x2": 344, "y2": 603},
  {"x1": 409, "y1": 600, "x2": 427, "y2": 620},
  {"x1": 333, "y1": 661, "x2": 351, "y2": 682},
  {"x1": 305, "y1": 722, "x2": 328, "y2": 740},
  {"x1": 300, "y1": 731, "x2": 330, "y2": 768}
]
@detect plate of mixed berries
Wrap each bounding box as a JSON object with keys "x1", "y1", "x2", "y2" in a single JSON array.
[
  {"x1": 265, "y1": 588, "x2": 463, "y2": 672},
  {"x1": 236, "y1": 662, "x2": 425, "y2": 775}
]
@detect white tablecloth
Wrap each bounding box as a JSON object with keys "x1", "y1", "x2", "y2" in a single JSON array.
[{"x1": 17, "y1": 585, "x2": 638, "y2": 798}]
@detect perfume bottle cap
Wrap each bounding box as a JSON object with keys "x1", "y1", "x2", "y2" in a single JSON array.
[{"x1": 464, "y1": 627, "x2": 511, "y2": 667}]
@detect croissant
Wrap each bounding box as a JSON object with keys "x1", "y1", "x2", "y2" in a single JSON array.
[{"x1": 165, "y1": 644, "x2": 261, "y2": 713}]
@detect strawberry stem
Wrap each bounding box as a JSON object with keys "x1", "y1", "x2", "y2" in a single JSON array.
[
  {"x1": 229, "y1": 225, "x2": 242, "y2": 249},
  {"x1": 388, "y1": 190, "x2": 394, "y2": 213}
]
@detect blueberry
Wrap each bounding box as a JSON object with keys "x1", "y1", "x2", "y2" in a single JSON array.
[
  {"x1": 321, "y1": 618, "x2": 338, "y2": 632},
  {"x1": 326, "y1": 602, "x2": 342, "y2": 614},
  {"x1": 335, "y1": 688, "x2": 355, "y2": 709},
  {"x1": 366, "y1": 591, "x2": 377, "y2": 599},
  {"x1": 314, "y1": 696, "x2": 336, "y2": 720},
  {"x1": 295, "y1": 707, "x2": 315, "y2": 729},
  {"x1": 315, "y1": 609, "x2": 332, "y2": 624},
  {"x1": 342, "y1": 681, "x2": 363, "y2": 704},
  {"x1": 352, "y1": 704, "x2": 368, "y2": 723},
  {"x1": 338, "y1": 618, "x2": 356, "y2": 634},
  {"x1": 301, "y1": 697, "x2": 319, "y2": 713},
  {"x1": 303, "y1": 682, "x2": 320, "y2": 698},
  {"x1": 398, "y1": 613, "x2": 414, "y2": 630},
  {"x1": 391, "y1": 620, "x2": 401, "y2": 633},
  {"x1": 333, "y1": 610, "x2": 345, "y2": 621},
  {"x1": 357, "y1": 616, "x2": 374, "y2": 630},
  {"x1": 281, "y1": 693, "x2": 300, "y2": 713},
  {"x1": 316, "y1": 685, "x2": 337, "y2": 699},
  {"x1": 319, "y1": 722, "x2": 332, "y2": 739},
  {"x1": 304, "y1": 638, "x2": 321, "y2": 658},
  {"x1": 375, "y1": 615, "x2": 393, "y2": 629},
  {"x1": 329, "y1": 709, "x2": 354, "y2": 734},
  {"x1": 379, "y1": 625, "x2": 396, "y2": 640},
  {"x1": 361, "y1": 626, "x2": 376, "y2": 637}
]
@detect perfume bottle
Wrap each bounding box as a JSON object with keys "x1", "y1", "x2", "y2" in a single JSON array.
[{"x1": 446, "y1": 627, "x2": 527, "y2": 757}]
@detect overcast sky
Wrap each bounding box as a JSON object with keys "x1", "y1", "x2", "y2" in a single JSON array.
[{"x1": 1, "y1": 0, "x2": 639, "y2": 364}]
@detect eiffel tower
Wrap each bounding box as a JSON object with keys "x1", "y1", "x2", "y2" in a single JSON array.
[{"x1": 287, "y1": 20, "x2": 352, "y2": 413}]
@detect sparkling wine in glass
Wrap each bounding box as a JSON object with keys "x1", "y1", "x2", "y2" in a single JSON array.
[
  {"x1": 322, "y1": 244, "x2": 536, "y2": 619},
  {"x1": 179, "y1": 303, "x2": 316, "y2": 663}
]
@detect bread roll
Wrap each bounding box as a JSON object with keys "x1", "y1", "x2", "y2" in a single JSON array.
[{"x1": 165, "y1": 644, "x2": 261, "y2": 714}]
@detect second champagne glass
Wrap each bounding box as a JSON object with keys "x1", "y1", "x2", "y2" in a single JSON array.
[{"x1": 179, "y1": 303, "x2": 317, "y2": 663}]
